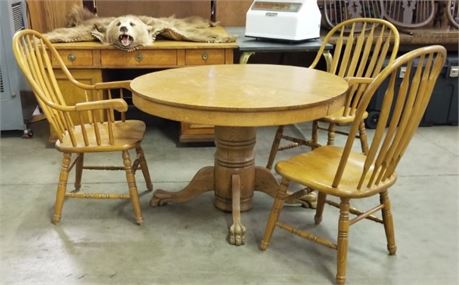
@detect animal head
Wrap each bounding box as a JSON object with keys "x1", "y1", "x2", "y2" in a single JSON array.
[{"x1": 92, "y1": 15, "x2": 153, "y2": 51}]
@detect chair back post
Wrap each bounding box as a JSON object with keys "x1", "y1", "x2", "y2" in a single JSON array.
[
  {"x1": 13, "y1": 29, "x2": 77, "y2": 144},
  {"x1": 310, "y1": 18, "x2": 400, "y2": 117},
  {"x1": 332, "y1": 45, "x2": 447, "y2": 189},
  {"x1": 13, "y1": 29, "x2": 131, "y2": 148}
]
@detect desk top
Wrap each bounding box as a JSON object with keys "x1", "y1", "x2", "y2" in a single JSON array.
[
  {"x1": 225, "y1": 27, "x2": 331, "y2": 53},
  {"x1": 51, "y1": 40, "x2": 238, "y2": 50},
  {"x1": 131, "y1": 64, "x2": 348, "y2": 126}
]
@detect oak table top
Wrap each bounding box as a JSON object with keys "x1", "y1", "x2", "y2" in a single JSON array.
[
  {"x1": 131, "y1": 64, "x2": 348, "y2": 126},
  {"x1": 131, "y1": 64, "x2": 348, "y2": 245}
]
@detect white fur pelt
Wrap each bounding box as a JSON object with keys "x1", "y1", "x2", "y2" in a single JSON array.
[{"x1": 45, "y1": 6, "x2": 235, "y2": 52}]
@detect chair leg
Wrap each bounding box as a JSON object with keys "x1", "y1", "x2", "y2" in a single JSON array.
[
  {"x1": 327, "y1": 122, "x2": 336, "y2": 146},
  {"x1": 136, "y1": 145, "x2": 153, "y2": 192},
  {"x1": 266, "y1": 125, "x2": 284, "y2": 170},
  {"x1": 74, "y1": 153, "x2": 84, "y2": 191},
  {"x1": 260, "y1": 177, "x2": 289, "y2": 250},
  {"x1": 380, "y1": 191, "x2": 397, "y2": 255},
  {"x1": 311, "y1": 120, "x2": 319, "y2": 149},
  {"x1": 122, "y1": 150, "x2": 143, "y2": 225},
  {"x1": 358, "y1": 121, "x2": 369, "y2": 155},
  {"x1": 314, "y1": 192, "x2": 327, "y2": 225},
  {"x1": 52, "y1": 153, "x2": 72, "y2": 224},
  {"x1": 336, "y1": 198, "x2": 350, "y2": 285}
]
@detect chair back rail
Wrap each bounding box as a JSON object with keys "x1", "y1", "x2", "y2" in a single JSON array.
[
  {"x1": 332, "y1": 45, "x2": 447, "y2": 189},
  {"x1": 13, "y1": 30, "x2": 128, "y2": 147},
  {"x1": 310, "y1": 18, "x2": 400, "y2": 117}
]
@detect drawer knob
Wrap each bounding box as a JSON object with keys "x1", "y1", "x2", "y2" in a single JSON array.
[
  {"x1": 201, "y1": 51, "x2": 209, "y2": 61},
  {"x1": 135, "y1": 52, "x2": 144, "y2": 62},
  {"x1": 67, "y1": 53, "x2": 76, "y2": 62}
]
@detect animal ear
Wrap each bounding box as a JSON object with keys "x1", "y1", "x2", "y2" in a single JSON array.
[{"x1": 91, "y1": 24, "x2": 107, "y2": 43}]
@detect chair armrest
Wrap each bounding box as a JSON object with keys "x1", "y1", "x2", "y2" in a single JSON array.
[
  {"x1": 70, "y1": 79, "x2": 132, "y2": 91},
  {"x1": 344, "y1": 77, "x2": 373, "y2": 87},
  {"x1": 93, "y1": 80, "x2": 132, "y2": 90},
  {"x1": 75, "y1": 99, "x2": 128, "y2": 113}
]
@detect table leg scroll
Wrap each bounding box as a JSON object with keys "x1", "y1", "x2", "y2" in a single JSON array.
[
  {"x1": 228, "y1": 174, "x2": 246, "y2": 246},
  {"x1": 150, "y1": 166, "x2": 214, "y2": 206}
]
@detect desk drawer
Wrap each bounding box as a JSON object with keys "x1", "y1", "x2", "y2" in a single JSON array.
[
  {"x1": 101, "y1": 50, "x2": 177, "y2": 67},
  {"x1": 186, "y1": 49, "x2": 225, "y2": 65},
  {"x1": 53, "y1": 50, "x2": 94, "y2": 67}
]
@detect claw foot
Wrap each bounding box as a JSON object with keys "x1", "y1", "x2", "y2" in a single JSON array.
[
  {"x1": 228, "y1": 222, "x2": 246, "y2": 246},
  {"x1": 149, "y1": 190, "x2": 170, "y2": 207}
]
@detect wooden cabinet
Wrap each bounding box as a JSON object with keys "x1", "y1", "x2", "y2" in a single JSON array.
[{"x1": 51, "y1": 38, "x2": 236, "y2": 143}]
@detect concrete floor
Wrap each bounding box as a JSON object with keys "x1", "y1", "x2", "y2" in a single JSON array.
[{"x1": 1, "y1": 119, "x2": 458, "y2": 285}]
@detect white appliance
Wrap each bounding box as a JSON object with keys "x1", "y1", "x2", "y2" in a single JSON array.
[{"x1": 245, "y1": 0, "x2": 321, "y2": 41}]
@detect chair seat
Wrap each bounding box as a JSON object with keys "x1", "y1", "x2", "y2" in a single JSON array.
[
  {"x1": 319, "y1": 107, "x2": 369, "y2": 124},
  {"x1": 275, "y1": 146, "x2": 397, "y2": 198},
  {"x1": 56, "y1": 120, "x2": 146, "y2": 153}
]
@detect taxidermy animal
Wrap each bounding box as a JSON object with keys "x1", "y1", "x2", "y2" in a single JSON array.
[{"x1": 45, "y1": 6, "x2": 235, "y2": 52}]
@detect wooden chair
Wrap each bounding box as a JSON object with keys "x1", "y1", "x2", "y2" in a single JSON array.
[
  {"x1": 12, "y1": 29, "x2": 153, "y2": 225},
  {"x1": 322, "y1": 0, "x2": 384, "y2": 29},
  {"x1": 266, "y1": 18, "x2": 400, "y2": 170},
  {"x1": 382, "y1": 0, "x2": 436, "y2": 29},
  {"x1": 447, "y1": 0, "x2": 459, "y2": 28},
  {"x1": 260, "y1": 45, "x2": 447, "y2": 285}
]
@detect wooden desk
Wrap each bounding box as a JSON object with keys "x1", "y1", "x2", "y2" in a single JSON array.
[
  {"x1": 131, "y1": 64, "x2": 348, "y2": 245},
  {"x1": 50, "y1": 38, "x2": 237, "y2": 143}
]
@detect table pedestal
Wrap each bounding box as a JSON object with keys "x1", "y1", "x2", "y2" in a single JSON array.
[{"x1": 150, "y1": 126, "x2": 316, "y2": 245}]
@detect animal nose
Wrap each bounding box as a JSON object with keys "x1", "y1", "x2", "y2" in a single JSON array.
[{"x1": 120, "y1": 26, "x2": 128, "y2": 33}]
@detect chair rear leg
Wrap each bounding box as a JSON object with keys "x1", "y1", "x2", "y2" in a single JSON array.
[
  {"x1": 52, "y1": 153, "x2": 72, "y2": 224},
  {"x1": 260, "y1": 178, "x2": 289, "y2": 250},
  {"x1": 336, "y1": 198, "x2": 350, "y2": 285},
  {"x1": 74, "y1": 153, "x2": 84, "y2": 192},
  {"x1": 358, "y1": 121, "x2": 369, "y2": 155},
  {"x1": 314, "y1": 192, "x2": 327, "y2": 225},
  {"x1": 327, "y1": 122, "x2": 336, "y2": 146},
  {"x1": 136, "y1": 145, "x2": 153, "y2": 192},
  {"x1": 380, "y1": 191, "x2": 397, "y2": 255},
  {"x1": 266, "y1": 126, "x2": 284, "y2": 170},
  {"x1": 122, "y1": 150, "x2": 143, "y2": 225}
]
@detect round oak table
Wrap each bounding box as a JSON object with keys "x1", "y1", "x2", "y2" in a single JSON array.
[{"x1": 131, "y1": 64, "x2": 348, "y2": 245}]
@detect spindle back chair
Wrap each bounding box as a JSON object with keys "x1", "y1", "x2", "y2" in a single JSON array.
[
  {"x1": 322, "y1": 0, "x2": 384, "y2": 28},
  {"x1": 382, "y1": 0, "x2": 436, "y2": 29},
  {"x1": 13, "y1": 29, "x2": 153, "y2": 224},
  {"x1": 260, "y1": 45, "x2": 447, "y2": 285},
  {"x1": 266, "y1": 18, "x2": 400, "y2": 169},
  {"x1": 447, "y1": 0, "x2": 459, "y2": 28}
]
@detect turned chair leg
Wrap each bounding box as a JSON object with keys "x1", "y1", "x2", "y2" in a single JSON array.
[
  {"x1": 380, "y1": 191, "x2": 397, "y2": 255},
  {"x1": 314, "y1": 192, "x2": 327, "y2": 225},
  {"x1": 266, "y1": 125, "x2": 285, "y2": 170},
  {"x1": 311, "y1": 120, "x2": 319, "y2": 149},
  {"x1": 122, "y1": 150, "x2": 143, "y2": 225},
  {"x1": 260, "y1": 177, "x2": 289, "y2": 250},
  {"x1": 327, "y1": 122, "x2": 336, "y2": 146},
  {"x1": 74, "y1": 153, "x2": 84, "y2": 192},
  {"x1": 53, "y1": 153, "x2": 72, "y2": 224},
  {"x1": 136, "y1": 145, "x2": 153, "y2": 192},
  {"x1": 358, "y1": 121, "x2": 369, "y2": 155},
  {"x1": 336, "y1": 198, "x2": 350, "y2": 285}
]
